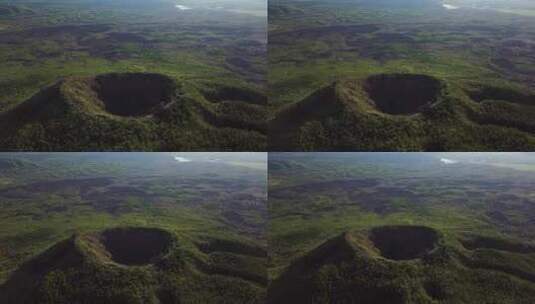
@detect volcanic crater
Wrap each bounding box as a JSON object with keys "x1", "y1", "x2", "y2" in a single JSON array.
[
  {"x1": 370, "y1": 225, "x2": 439, "y2": 260},
  {"x1": 460, "y1": 235, "x2": 535, "y2": 254},
  {"x1": 466, "y1": 85, "x2": 535, "y2": 106},
  {"x1": 99, "y1": 227, "x2": 173, "y2": 266},
  {"x1": 92, "y1": 73, "x2": 176, "y2": 117},
  {"x1": 364, "y1": 73, "x2": 442, "y2": 115}
]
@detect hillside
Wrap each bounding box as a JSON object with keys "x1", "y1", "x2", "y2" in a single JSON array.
[
  {"x1": 0, "y1": 153, "x2": 267, "y2": 303},
  {"x1": 1, "y1": 228, "x2": 266, "y2": 304},
  {"x1": 0, "y1": 73, "x2": 266, "y2": 151},
  {"x1": 269, "y1": 0, "x2": 535, "y2": 150},
  {"x1": 268, "y1": 153, "x2": 535, "y2": 303},
  {"x1": 0, "y1": 0, "x2": 266, "y2": 150},
  {"x1": 269, "y1": 226, "x2": 535, "y2": 303},
  {"x1": 269, "y1": 73, "x2": 535, "y2": 151}
]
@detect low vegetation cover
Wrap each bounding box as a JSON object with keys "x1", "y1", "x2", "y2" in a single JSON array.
[
  {"x1": 268, "y1": 153, "x2": 535, "y2": 303},
  {"x1": 269, "y1": 0, "x2": 535, "y2": 151},
  {"x1": 0, "y1": 72, "x2": 266, "y2": 150},
  {"x1": 0, "y1": 0, "x2": 266, "y2": 150},
  {"x1": 0, "y1": 152, "x2": 267, "y2": 303}
]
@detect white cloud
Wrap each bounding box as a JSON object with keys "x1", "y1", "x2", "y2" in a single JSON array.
[
  {"x1": 174, "y1": 156, "x2": 192, "y2": 163},
  {"x1": 175, "y1": 4, "x2": 192, "y2": 10},
  {"x1": 440, "y1": 158, "x2": 459, "y2": 164}
]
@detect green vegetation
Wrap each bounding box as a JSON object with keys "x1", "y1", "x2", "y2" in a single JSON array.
[
  {"x1": 0, "y1": 72, "x2": 266, "y2": 150},
  {"x1": 0, "y1": 0, "x2": 266, "y2": 150},
  {"x1": 269, "y1": 228, "x2": 535, "y2": 304},
  {"x1": 269, "y1": 0, "x2": 535, "y2": 151},
  {"x1": 268, "y1": 153, "x2": 535, "y2": 303},
  {"x1": 0, "y1": 153, "x2": 267, "y2": 303}
]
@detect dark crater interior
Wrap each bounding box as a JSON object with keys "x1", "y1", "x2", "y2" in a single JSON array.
[
  {"x1": 100, "y1": 227, "x2": 172, "y2": 266},
  {"x1": 94, "y1": 73, "x2": 175, "y2": 117},
  {"x1": 370, "y1": 225, "x2": 439, "y2": 260},
  {"x1": 364, "y1": 73, "x2": 442, "y2": 115}
]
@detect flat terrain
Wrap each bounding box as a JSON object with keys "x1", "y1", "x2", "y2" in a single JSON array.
[
  {"x1": 268, "y1": 153, "x2": 535, "y2": 303},
  {"x1": 269, "y1": 0, "x2": 535, "y2": 151},
  {"x1": 0, "y1": 152, "x2": 267, "y2": 303},
  {"x1": 0, "y1": 0, "x2": 267, "y2": 150}
]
